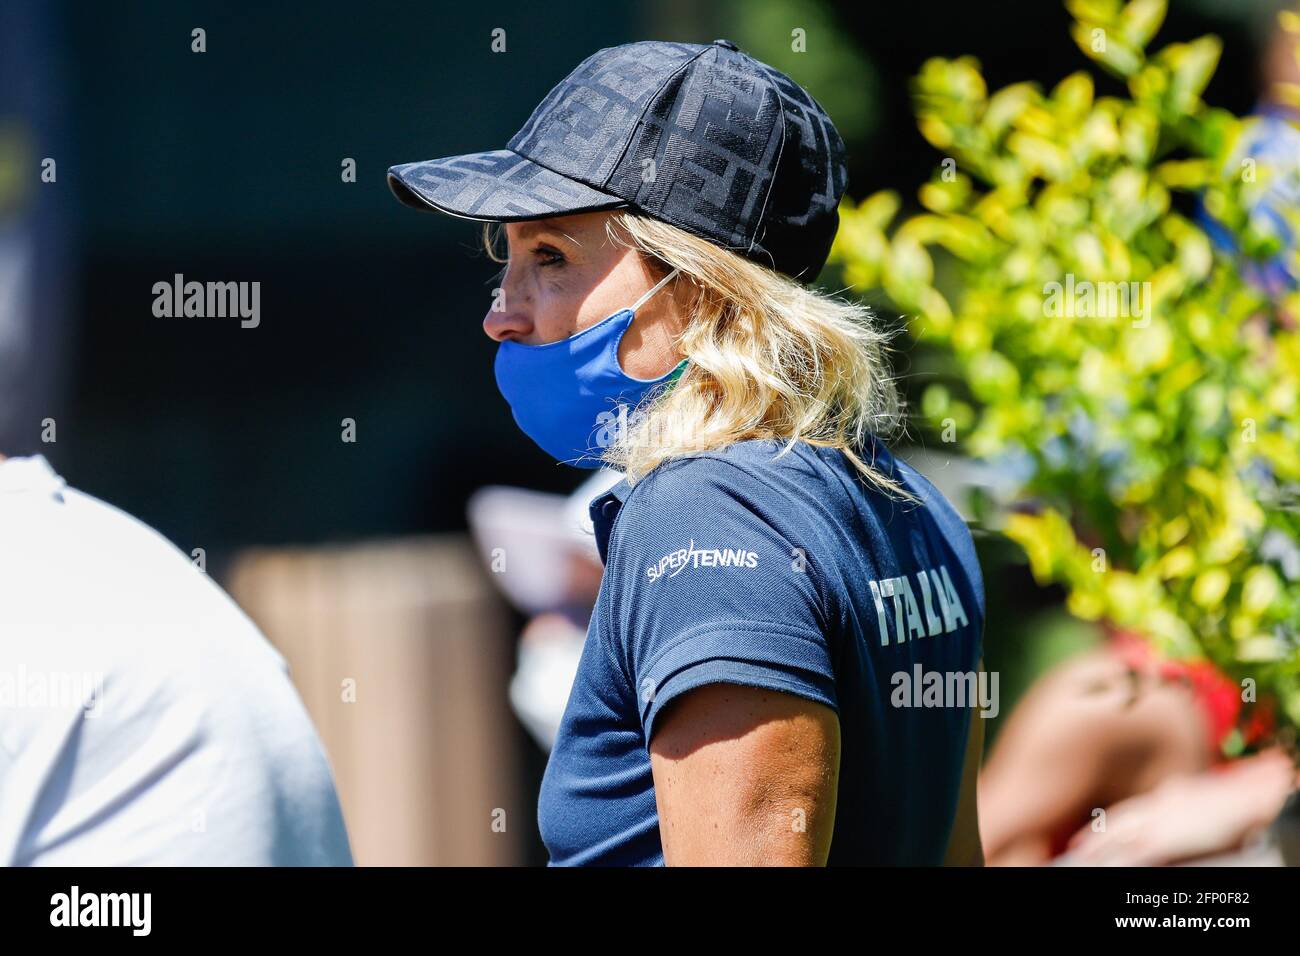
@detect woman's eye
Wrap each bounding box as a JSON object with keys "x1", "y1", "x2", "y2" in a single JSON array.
[{"x1": 534, "y1": 245, "x2": 565, "y2": 267}]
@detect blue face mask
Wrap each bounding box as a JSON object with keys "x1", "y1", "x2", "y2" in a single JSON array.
[{"x1": 494, "y1": 268, "x2": 685, "y2": 468}]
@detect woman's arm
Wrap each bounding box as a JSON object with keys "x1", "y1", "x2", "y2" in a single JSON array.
[
  {"x1": 1061, "y1": 748, "x2": 1297, "y2": 866},
  {"x1": 649, "y1": 683, "x2": 840, "y2": 866}
]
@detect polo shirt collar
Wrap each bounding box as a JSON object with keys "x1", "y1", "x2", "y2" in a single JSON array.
[{"x1": 589, "y1": 476, "x2": 632, "y2": 564}]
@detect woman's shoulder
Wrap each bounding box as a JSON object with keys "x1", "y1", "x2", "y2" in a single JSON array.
[
  {"x1": 627, "y1": 437, "x2": 974, "y2": 554},
  {"x1": 627, "y1": 438, "x2": 821, "y2": 497},
  {"x1": 621, "y1": 437, "x2": 891, "y2": 521}
]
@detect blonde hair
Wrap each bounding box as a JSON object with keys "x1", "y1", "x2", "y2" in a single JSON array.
[{"x1": 483, "y1": 213, "x2": 908, "y2": 496}]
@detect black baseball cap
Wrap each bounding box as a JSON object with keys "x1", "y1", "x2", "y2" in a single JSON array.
[{"x1": 387, "y1": 39, "x2": 848, "y2": 283}]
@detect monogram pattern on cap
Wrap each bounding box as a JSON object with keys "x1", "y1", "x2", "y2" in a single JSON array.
[{"x1": 388, "y1": 40, "x2": 847, "y2": 281}]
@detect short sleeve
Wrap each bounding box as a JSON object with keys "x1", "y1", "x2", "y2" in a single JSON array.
[{"x1": 598, "y1": 456, "x2": 839, "y2": 743}]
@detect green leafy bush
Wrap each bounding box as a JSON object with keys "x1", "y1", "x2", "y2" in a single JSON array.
[{"x1": 830, "y1": 0, "x2": 1300, "y2": 742}]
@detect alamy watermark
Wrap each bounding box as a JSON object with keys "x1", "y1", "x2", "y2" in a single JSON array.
[
  {"x1": 152, "y1": 273, "x2": 260, "y2": 328},
  {"x1": 50, "y1": 886, "x2": 150, "y2": 936},
  {"x1": 0, "y1": 666, "x2": 103, "y2": 718},
  {"x1": 1044, "y1": 274, "x2": 1151, "y2": 327},
  {"x1": 890, "y1": 664, "x2": 999, "y2": 718}
]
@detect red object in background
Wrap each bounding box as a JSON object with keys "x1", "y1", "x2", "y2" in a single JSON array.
[{"x1": 1109, "y1": 628, "x2": 1276, "y2": 759}]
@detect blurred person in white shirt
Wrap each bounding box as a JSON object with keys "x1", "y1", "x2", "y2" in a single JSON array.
[{"x1": 0, "y1": 454, "x2": 353, "y2": 865}]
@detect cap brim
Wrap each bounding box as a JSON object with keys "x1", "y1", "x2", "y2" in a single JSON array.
[{"x1": 387, "y1": 149, "x2": 628, "y2": 222}]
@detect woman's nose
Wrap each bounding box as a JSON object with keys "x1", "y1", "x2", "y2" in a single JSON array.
[{"x1": 482, "y1": 308, "x2": 533, "y2": 342}]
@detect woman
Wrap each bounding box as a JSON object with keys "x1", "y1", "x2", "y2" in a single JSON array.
[{"x1": 388, "y1": 39, "x2": 986, "y2": 865}]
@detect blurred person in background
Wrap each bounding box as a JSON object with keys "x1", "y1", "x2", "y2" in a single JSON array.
[
  {"x1": 1, "y1": 1, "x2": 353, "y2": 867},
  {"x1": 468, "y1": 469, "x2": 620, "y2": 750},
  {"x1": 978, "y1": 628, "x2": 1294, "y2": 866},
  {"x1": 389, "y1": 39, "x2": 986, "y2": 865},
  {"x1": 0, "y1": 454, "x2": 353, "y2": 865}
]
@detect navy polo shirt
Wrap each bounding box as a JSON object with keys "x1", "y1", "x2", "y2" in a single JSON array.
[{"x1": 537, "y1": 437, "x2": 985, "y2": 865}]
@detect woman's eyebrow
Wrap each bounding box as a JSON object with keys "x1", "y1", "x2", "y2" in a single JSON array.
[{"x1": 516, "y1": 219, "x2": 583, "y2": 247}]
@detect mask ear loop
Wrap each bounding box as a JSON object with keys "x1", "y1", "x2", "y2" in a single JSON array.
[
  {"x1": 629, "y1": 267, "x2": 680, "y2": 312},
  {"x1": 628, "y1": 267, "x2": 690, "y2": 389}
]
